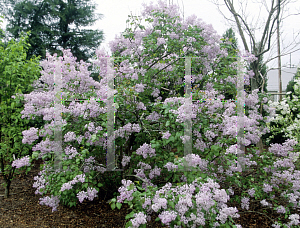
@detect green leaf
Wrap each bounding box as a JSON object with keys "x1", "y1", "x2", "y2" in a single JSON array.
[
  {"x1": 116, "y1": 202, "x2": 122, "y2": 209},
  {"x1": 111, "y1": 202, "x2": 116, "y2": 210},
  {"x1": 168, "y1": 201, "x2": 175, "y2": 209},
  {"x1": 25, "y1": 166, "x2": 31, "y2": 173},
  {"x1": 91, "y1": 134, "x2": 97, "y2": 142},
  {"x1": 32, "y1": 151, "x2": 39, "y2": 159},
  {"x1": 125, "y1": 211, "x2": 135, "y2": 220}
]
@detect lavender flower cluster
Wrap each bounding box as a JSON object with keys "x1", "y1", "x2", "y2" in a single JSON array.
[{"x1": 11, "y1": 155, "x2": 31, "y2": 168}]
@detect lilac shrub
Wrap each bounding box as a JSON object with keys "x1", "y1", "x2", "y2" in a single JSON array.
[{"x1": 12, "y1": 48, "x2": 298, "y2": 227}]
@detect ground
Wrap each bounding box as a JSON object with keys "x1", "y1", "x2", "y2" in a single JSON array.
[{"x1": 1, "y1": 144, "x2": 300, "y2": 228}]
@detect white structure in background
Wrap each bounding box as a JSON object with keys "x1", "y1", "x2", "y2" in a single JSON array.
[{"x1": 266, "y1": 66, "x2": 298, "y2": 102}]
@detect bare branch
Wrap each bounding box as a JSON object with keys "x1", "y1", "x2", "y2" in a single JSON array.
[
  {"x1": 208, "y1": 0, "x2": 237, "y2": 25},
  {"x1": 257, "y1": 3, "x2": 285, "y2": 58},
  {"x1": 218, "y1": 0, "x2": 298, "y2": 63},
  {"x1": 224, "y1": 0, "x2": 252, "y2": 51},
  {"x1": 281, "y1": 12, "x2": 300, "y2": 20},
  {"x1": 262, "y1": 0, "x2": 271, "y2": 13},
  {"x1": 263, "y1": 47, "x2": 300, "y2": 65},
  {"x1": 257, "y1": 0, "x2": 277, "y2": 56},
  {"x1": 253, "y1": 3, "x2": 263, "y2": 30}
]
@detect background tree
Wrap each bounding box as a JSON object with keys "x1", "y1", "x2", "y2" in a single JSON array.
[
  {"x1": 223, "y1": 27, "x2": 238, "y2": 50},
  {"x1": 0, "y1": 26, "x2": 45, "y2": 198},
  {"x1": 276, "y1": 0, "x2": 283, "y2": 102},
  {"x1": 219, "y1": 27, "x2": 239, "y2": 100},
  {"x1": 1, "y1": 0, "x2": 105, "y2": 83}
]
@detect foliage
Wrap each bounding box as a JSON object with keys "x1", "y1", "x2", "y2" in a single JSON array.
[
  {"x1": 223, "y1": 28, "x2": 238, "y2": 50},
  {"x1": 216, "y1": 27, "x2": 239, "y2": 101},
  {"x1": 0, "y1": 27, "x2": 45, "y2": 198}
]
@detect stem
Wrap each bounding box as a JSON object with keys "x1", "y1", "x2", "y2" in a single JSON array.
[{"x1": 4, "y1": 181, "x2": 11, "y2": 198}]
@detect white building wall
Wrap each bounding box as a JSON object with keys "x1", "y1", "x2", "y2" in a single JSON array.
[{"x1": 266, "y1": 67, "x2": 297, "y2": 102}]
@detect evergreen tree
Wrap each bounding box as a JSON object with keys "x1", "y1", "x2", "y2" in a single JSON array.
[
  {"x1": 223, "y1": 27, "x2": 238, "y2": 50},
  {"x1": 219, "y1": 27, "x2": 239, "y2": 100}
]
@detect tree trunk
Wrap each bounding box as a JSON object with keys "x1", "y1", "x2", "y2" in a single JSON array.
[
  {"x1": 250, "y1": 75, "x2": 259, "y2": 93},
  {"x1": 251, "y1": 67, "x2": 264, "y2": 154},
  {"x1": 0, "y1": 140, "x2": 16, "y2": 199},
  {"x1": 277, "y1": 0, "x2": 282, "y2": 102},
  {"x1": 4, "y1": 180, "x2": 11, "y2": 198},
  {"x1": 256, "y1": 70, "x2": 266, "y2": 154},
  {"x1": 256, "y1": 138, "x2": 264, "y2": 154}
]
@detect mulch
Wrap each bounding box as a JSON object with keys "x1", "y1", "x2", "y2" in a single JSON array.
[
  {"x1": 0, "y1": 158, "x2": 167, "y2": 228},
  {"x1": 1, "y1": 144, "x2": 300, "y2": 227}
]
